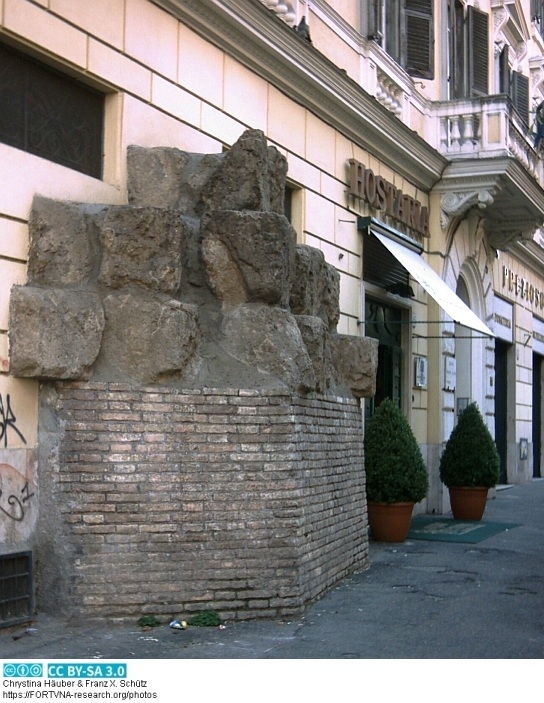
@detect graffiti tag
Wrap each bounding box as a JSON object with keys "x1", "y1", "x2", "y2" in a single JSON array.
[
  {"x1": 0, "y1": 480, "x2": 34, "y2": 522},
  {"x1": 0, "y1": 393, "x2": 27, "y2": 448}
]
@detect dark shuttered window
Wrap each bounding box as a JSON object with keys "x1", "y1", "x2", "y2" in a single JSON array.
[
  {"x1": 467, "y1": 6, "x2": 489, "y2": 97},
  {"x1": 0, "y1": 43, "x2": 104, "y2": 178},
  {"x1": 404, "y1": 0, "x2": 434, "y2": 79},
  {"x1": 367, "y1": 0, "x2": 434, "y2": 80},
  {"x1": 511, "y1": 71, "x2": 529, "y2": 126},
  {"x1": 498, "y1": 45, "x2": 530, "y2": 127},
  {"x1": 448, "y1": 1, "x2": 489, "y2": 99}
]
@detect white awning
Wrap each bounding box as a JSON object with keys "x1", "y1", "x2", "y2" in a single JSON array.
[{"x1": 373, "y1": 231, "x2": 494, "y2": 337}]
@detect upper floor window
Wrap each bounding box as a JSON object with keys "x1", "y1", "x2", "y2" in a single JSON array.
[
  {"x1": 448, "y1": 0, "x2": 489, "y2": 99},
  {"x1": 0, "y1": 43, "x2": 104, "y2": 179},
  {"x1": 367, "y1": 0, "x2": 434, "y2": 80},
  {"x1": 500, "y1": 46, "x2": 529, "y2": 126},
  {"x1": 532, "y1": 0, "x2": 544, "y2": 42}
]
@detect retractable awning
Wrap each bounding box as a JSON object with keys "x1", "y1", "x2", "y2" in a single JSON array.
[{"x1": 372, "y1": 231, "x2": 494, "y2": 337}]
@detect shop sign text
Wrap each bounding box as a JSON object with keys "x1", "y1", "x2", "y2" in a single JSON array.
[
  {"x1": 502, "y1": 266, "x2": 544, "y2": 310},
  {"x1": 348, "y1": 159, "x2": 429, "y2": 238}
]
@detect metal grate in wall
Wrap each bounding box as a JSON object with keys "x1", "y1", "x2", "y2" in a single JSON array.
[{"x1": 0, "y1": 551, "x2": 33, "y2": 628}]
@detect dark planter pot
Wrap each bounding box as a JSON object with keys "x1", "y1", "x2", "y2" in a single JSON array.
[
  {"x1": 448, "y1": 486, "x2": 489, "y2": 521},
  {"x1": 367, "y1": 501, "x2": 415, "y2": 542}
]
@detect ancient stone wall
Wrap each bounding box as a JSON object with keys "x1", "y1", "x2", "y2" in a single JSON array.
[{"x1": 8, "y1": 129, "x2": 377, "y2": 620}]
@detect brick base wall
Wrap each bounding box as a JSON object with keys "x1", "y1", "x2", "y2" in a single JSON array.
[{"x1": 38, "y1": 383, "x2": 368, "y2": 622}]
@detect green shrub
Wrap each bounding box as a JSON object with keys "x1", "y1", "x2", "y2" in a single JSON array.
[
  {"x1": 187, "y1": 610, "x2": 222, "y2": 627},
  {"x1": 439, "y1": 402, "x2": 500, "y2": 488},
  {"x1": 364, "y1": 398, "x2": 428, "y2": 504}
]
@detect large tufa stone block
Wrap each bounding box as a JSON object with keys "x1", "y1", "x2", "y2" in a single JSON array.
[
  {"x1": 127, "y1": 146, "x2": 223, "y2": 216},
  {"x1": 295, "y1": 315, "x2": 331, "y2": 393},
  {"x1": 9, "y1": 286, "x2": 104, "y2": 379},
  {"x1": 290, "y1": 245, "x2": 340, "y2": 332},
  {"x1": 201, "y1": 210, "x2": 296, "y2": 307},
  {"x1": 99, "y1": 292, "x2": 200, "y2": 384},
  {"x1": 200, "y1": 129, "x2": 288, "y2": 213},
  {"x1": 222, "y1": 304, "x2": 316, "y2": 392},
  {"x1": 27, "y1": 196, "x2": 105, "y2": 287},
  {"x1": 329, "y1": 335, "x2": 378, "y2": 398},
  {"x1": 98, "y1": 206, "x2": 188, "y2": 294}
]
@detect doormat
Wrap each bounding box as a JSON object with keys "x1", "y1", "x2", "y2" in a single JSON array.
[{"x1": 408, "y1": 517, "x2": 520, "y2": 544}]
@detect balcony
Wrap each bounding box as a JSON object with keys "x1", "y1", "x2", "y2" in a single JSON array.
[{"x1": 429, "y1": 96, "x2": 544, "y2": 250}]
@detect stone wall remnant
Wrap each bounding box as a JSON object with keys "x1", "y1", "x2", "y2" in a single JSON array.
[
  {"x1": 9, "y1": 287, "x2": 104, "y2": 380},
  {"x1": 11, "y1": 129, "x2": 376, "y2": 396},
  {"x1": 201, "y1": 210, "x2": 296, "y2": 307},
  {"x1": 98, "y1": 206, "x2": 187, "y2": 294},
  {"x1": 8, "y1": 128, "x2": 379, "y2": 621}
]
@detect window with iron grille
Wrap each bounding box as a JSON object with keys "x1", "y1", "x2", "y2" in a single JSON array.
[
  {"x1": 0, "y1": 43, "x2": 104, "y2": 178},
  {"x1": 0, "y1": 551, "x2": 33, "y2": 628}
]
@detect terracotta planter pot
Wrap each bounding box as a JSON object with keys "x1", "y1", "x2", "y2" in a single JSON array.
[
  {"x1": 367, "y1": 501, "x2": 415, "y2": 542},
  {"x1": 448, "y1": 486, "x2": 489, "y2": 521}
]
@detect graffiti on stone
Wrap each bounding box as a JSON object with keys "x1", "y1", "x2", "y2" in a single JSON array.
[
  {"x1": 0, "y1": 393, "x2": 27, "y2": 448},
  {"x1": 0, "y1": 461, "x2": 37, "y2": 543},
  {"x1": 0, "y1": 473, "x2": 34, "y2": 522}
]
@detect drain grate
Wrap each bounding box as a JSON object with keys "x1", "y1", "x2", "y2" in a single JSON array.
[{"x1": 0, "y1": 551, "x2": 33, "y2": 628}]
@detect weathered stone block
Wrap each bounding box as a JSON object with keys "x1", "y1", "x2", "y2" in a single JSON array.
[
  {"x1": 290, "y1": 245, "x2": 340, "y2": 331},
  {"x1": 201, "y1": 210, "x2": 296, "y2": 307},
  {"x1": 98, "y1": 206, "x2": 187, "y2": 294},
  {"x1": 27, "y1": 196, "x2": 104, "y2": 287},
  {"x1": 99, "y1": 292, "x2": 200, "y2": 384},
  {"x1": 127, "y1": 146, "x2": 223, "y2": 215},
  {"x1": 295, "y1": 315, "x2": 331, "y2": 392},
  {"x1": 200, "y1": 129, "x2": 287, "y2": 213},
  {"x1": 329, "y1": 334, "x2": 378, "y2": 398},
  {"x1": 9, "y1": 286, "x2": 104, "y2": 379},
  {"x1": 222, "y1": 305, "x2": 316, "y2": 391}
]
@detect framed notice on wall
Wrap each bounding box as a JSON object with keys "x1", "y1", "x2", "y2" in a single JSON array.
[
  {"x1": 414, "y1": 356, "x2": 427, "y2": 389},
  {"x1": 444, "y1": 356, "x2": 456, "y2": 391}
]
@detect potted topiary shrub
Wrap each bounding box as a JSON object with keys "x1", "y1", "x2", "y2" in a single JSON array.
[
  {"x1": 439, "y1": 402, "x2": 500, "y2": 521},
  {"x1": 364, "y1": 397, "x2": 429, "y2": 542}
]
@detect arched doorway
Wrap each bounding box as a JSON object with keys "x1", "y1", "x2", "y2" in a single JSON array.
[{"x1": 455, "y1": 276, "x2": 473, "y2": 406}]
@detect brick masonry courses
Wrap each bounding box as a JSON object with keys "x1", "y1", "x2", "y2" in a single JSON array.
[{"x1": 39, "y1": 383, "x2": 368, "y2": 622}]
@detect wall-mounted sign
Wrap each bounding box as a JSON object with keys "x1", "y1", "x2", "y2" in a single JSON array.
[
  {"x1": 533, "y1": 317, "x2": 544, "y2": 355},
  {"x1": 348, "y1": 159, "x2": 429, "y2": 238},
  {"x1": 494, "y1": 296, "x2": 513, "y2": 343},
  {"x1": 502, "y1": 265, "x2": 544, "y2": 311},
  {"x1": 414, "y1": 356, "x2": 428, "y2": 389},
  {"x1": 444, "y1": 356, "x2": 456, "y2": 392},
  {"x1": 520, "y1": 438, "x2": 528, "y2": 460}
]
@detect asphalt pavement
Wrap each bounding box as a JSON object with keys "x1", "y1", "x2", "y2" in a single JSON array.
[{"x1": 1, "y1": 479, "x2": 544, "y2": 659}]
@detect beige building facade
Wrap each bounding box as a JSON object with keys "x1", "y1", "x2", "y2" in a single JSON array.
[{"x1": 2, "y1": 0, "x2": 544, "y2": 619}]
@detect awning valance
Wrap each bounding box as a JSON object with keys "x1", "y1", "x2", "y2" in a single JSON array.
[{"x1": 368, "y1": 227, "x2": 494, "y2": 337}]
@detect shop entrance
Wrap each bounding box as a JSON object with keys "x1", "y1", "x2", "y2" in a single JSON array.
[
  {"x1": 495, "y1": 339, "x2": 509, "y2": 483},
  {"x1": 364, "y1": 298, "x2": 403, "y2": 419},
  {"x1": 532, "y1": 353, "x2": 542, "y2": 478}
]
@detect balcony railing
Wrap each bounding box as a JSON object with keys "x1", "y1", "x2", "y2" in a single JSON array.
[{"x1": 430, "y1": 96, "x2": 543, "y2": 181}]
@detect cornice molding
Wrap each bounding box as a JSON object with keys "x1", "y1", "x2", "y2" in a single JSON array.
[{"x1": 151, "y1": 0, "x2": 446, "y2": 190}]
